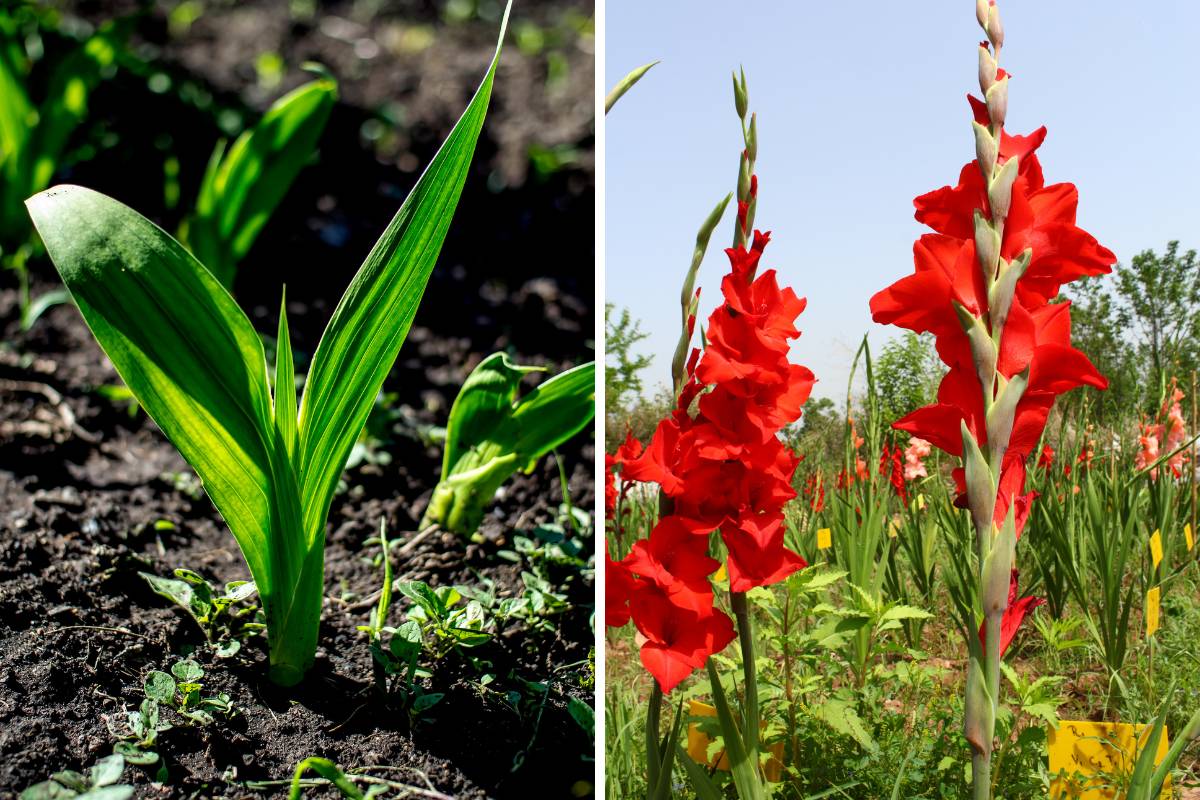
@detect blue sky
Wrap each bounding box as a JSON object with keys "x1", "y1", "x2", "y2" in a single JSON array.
[{"x1": 605, "y1": 2, "x2": 1196, "y2": 401}]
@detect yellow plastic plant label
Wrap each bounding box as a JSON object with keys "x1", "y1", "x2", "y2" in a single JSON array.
[
  {"x1": 1146, "y1": 586, "x2": 1161, "y2": 637},
  {"x1": 1048, "y1": 720, "x2": 1170, "y2": 799},
  {"x1": 1149, "y1": 529, "x2": 1163, "y2": 570},
  {"x1": 887, "y1": 518, "x2": 900, "y2": 538},
  {"x1": 686, "y1": 700, "x2": 784, "y2": 781},
  {"x1": 817, "y1": 528, "x2": 831, "y2": 549},
  {"x1": 1186, "y1": 523, "x2": 1194, "y2": 552}
]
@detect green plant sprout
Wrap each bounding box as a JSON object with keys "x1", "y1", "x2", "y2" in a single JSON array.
[
  {"x1": 19, "y1": 754, "x2": 133, "y2": 800},
  {"x1": 144, "y1": 659, "x2": 234, "y2": 726},
  {"x1": 398, "y1": 580, "x2": 493, "y2": 663},
  {"x1": 27, "y1": 4, "x2": 511, "y2": 686},
  {"x1": 286, "y1": 758, "x2": 365, "y2": 800},
  {"x1": 355, "y1": 523, "x2": 445, "y2": 722},
  {"x1": 181, "y1": 73, "x2": 336, "y2": 288},
  {"x1": 140, "y1": 568, "x2": 264, "y2": 657},
  {"x1": 0, "y1": 13, "x2": 124, "y2": 328},
  {"x1": 420, "y1": 352, "x2": 595, "y2": 536},
  {"x1": 109, "y1": 696, "x2": 169, "y2": 777}
]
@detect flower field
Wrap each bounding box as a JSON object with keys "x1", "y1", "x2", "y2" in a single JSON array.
[{"x1": 603, "y1": 3, "x2": 1200, "y2": 797}]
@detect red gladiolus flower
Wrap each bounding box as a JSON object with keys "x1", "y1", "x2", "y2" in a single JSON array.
[
  {"x1": 1038, "y1": 444, "x2": 1054, "y2": 470},
  {"x1": 624, "y1": 517, "x2": 721, "y2": 613},
  {"x1": 606, "y1": 432, "x2": 644, "y2": 521},
  {"x1": 604, "y1": 454, "x2": 617, "y2": 519},
  {"x1": 879, "y1": 443, "x2": 908, "y2": 502},
  {"x1": 876, "y1": 6, "x2": 1111, "y2": 788},
  {"x1": 633, "y1": 583, "x2": 736, "y2": 693},
  {"x1": 606, "y1": 552, "x2": 634, "y2": 628}
]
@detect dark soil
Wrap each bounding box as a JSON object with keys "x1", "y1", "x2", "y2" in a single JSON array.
[{"x1": 0, "y1": 1, "x2": 595, "y2": 797}]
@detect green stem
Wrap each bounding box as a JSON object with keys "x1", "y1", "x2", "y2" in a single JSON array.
[
  {"x1": 731, "y1": 590, "x2": 761, "y2": 773},
  {"x1": 266, "y1": 546, "x2": 326, "y2": 686},
  {"x1": 645, "y1": 682, "x2": 663, "y2": 799}
]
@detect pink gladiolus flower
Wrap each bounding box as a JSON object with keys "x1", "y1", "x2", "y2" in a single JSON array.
[{"x1": 903, "y1": 436, "x2": 931, "y2": 480}]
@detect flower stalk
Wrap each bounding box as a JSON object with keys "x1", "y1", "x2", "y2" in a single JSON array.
[{"x1": 871, "y1": 1, "x2": 1115, "y2": 795}]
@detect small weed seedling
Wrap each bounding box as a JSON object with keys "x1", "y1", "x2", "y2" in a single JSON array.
[
  {"x1": 108, "y1": 697, "x2": 169, "y2": 778},
  {"x1": 143, "y1": 659, "x2": 234, "y2": 726},
  {"x1": 28, "y1": 7, "x2": 511, "y2": 685},
  {"x1": 500, "y1": 571, "x2": 570, "y2": 634},
  {"x1": 420, "y1": 352, "x2": 595, "y2": 537},
  {"x1": 140, "y1": 569, "x2": 263, "y2": 657},
  {"x1": 399, "y1": 581, "x2": 493, "y2": 665},
  {"x1": 19, "y1": 754, "x2": 133, "y2": 800},
  {"x1": 355, "y1": 522, "x2": 444, "y2": 724}
]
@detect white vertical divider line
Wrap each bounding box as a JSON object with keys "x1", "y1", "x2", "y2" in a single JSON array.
[{"x1": 593, "y1": 0, "x2": 607, "y2": 794}]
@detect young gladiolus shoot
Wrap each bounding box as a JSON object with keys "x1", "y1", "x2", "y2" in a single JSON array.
[{"x1": 28, "y1": 10, "x2": 510, "y2": 686}]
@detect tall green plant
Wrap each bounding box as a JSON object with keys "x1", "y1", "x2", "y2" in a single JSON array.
[{"x1": 27, "y1": 5, "x2": 510, "y2": 685}]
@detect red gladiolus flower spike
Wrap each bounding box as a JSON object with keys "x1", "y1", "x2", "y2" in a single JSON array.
[
  {"x1": 871, "y1": 0, "x2": 1109, "y2": 784},
  {"x1": 607, "y1": 171, "x2": 814, "y2": 692}
]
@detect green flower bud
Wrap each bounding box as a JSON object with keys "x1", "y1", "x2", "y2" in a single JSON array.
[
  {"x1": 682, "y1": 192, "x2": 731, "y2": 314},
  {"x1": 732, "y1": 70, "x2": 747, "y2": 119},
  {"x1": 985, "y1": 369, "x2": 1027, "y2": 466},
  {"x1": 737, "y1": 152, "x2": 750, "y2": 200},
  {"x1": 987, "y1": 248, "x2": 1030, "y2": 334},
  {"x1": 987, "y1": 5, "x2": 1004, "y2": 48},
  {"x1": 985, "y1": 75, "x2": 1008, "y2": 129},
  {"x1": 978, "y1": 45, "x2": 997, "y2": 93},
  {"x1": 961, "y1": 420, "x2": 996, "y2": 546},
  {"x1": 982, "y1": 508, "x2": 1016, "y2": 611},
  {"x1": 747, "y1": 113, "x2": 758, "y2": 162},
  {"x1": 955, "y1": 302, "x2": 998, "y2": 400},
  {"x1": 973, "y1": 211, "x2": 1001, "y2": 277},
  {"x1": 987, "y1": 154, "x2": 1018, "y2": 220},
  {"x1": 963, "y1": 654, "x2": 993, "y2": 756},
  {"x1": 972, "y1": 121, "x2": 998, "y2": 178}
]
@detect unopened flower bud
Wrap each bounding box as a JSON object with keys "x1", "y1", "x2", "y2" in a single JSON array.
[
  {"x1": 961, "y1": 421, "x2": 996, "y2": 540},
  {"x1": 987, "y1": 5, "x2": 1004, "y2": 48},
  {"x1": 978, "y1": 45, "x2": 997, "y2": 93},
  {"x1": 972, "y1": 121, "x2": 997, "y2": 178},
  {"x1": 986, "y1": 369, "x2": 1027, "y2": 462},
  {"x1": 985, "y1": 75, "x2": 1008, "y2": 128},
  {"x1": 747, "y1": 113, "x2": 758, "y2": 162},
  {"x1": 733, "y1": 70, "x2": 747, "y2": 119},
  {"x1": 975, "y1": 0, "x2": 989, "y2": 30},
  {"x1": 974, "y1": 211, "x2": 1001, "y2": 274},
  {"x1": 743, "y1": 195, "x2": 757, "y2": 237},
  {"x1": 982, "y1": 512, "x2": 1015, "y2": 610},
  {"x1": 987, "y1": 154, "x2": 1018, "y2": 220},
  {"x1": 988, "y1": 249, "x2": 1030, "y2": 334},
  {"x1": 737, "y1": 152, "x2": 750, "y2": 200}
]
